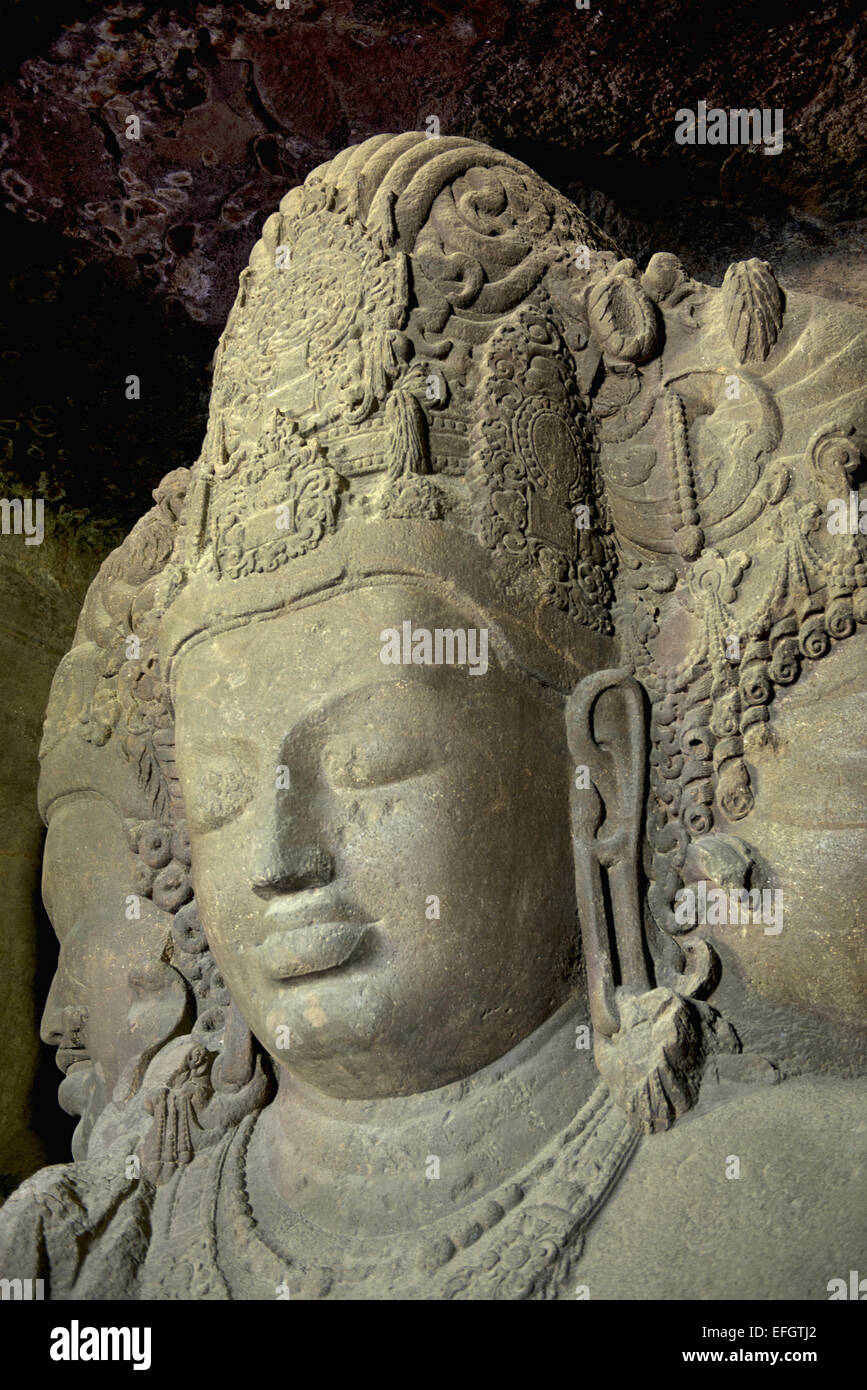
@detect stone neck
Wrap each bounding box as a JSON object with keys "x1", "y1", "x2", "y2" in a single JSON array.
[{"x1": 249, "y1": 992, "x2": 598, "y2": 1239}]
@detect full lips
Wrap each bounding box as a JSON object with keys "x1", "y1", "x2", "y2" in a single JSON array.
[
  {"x1": 258, "y1": 920, "x2": 369, "y2": 979},
  {"x1": 57, "y1": 1046, "x2": 90, "y2": 1075}
]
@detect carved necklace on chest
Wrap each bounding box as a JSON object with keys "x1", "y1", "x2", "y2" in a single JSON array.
[{"x1": 214, "y1": 1084, "x2": 638, "y2": 1300}]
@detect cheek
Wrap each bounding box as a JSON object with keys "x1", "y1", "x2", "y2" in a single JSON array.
[
  {"x1": 330, "y1": 771, "x2": 560, "y2": 943},
  {"x1": 709, "y1": 819, "x2": 867, "y2": 1018},
  {"x1": 86, "y1": 990, "x2": 132, "y2": 1063},
  {"x1": 329, "y1": 762, "x2": 510, "y2": 880},
  {"x1": 48, "y1": 959, "x2": 84, "y2": 1017},
  {"x1": 58, "y1": 913, "x2": 118, "y2": 999},
  {"x1": 330, "y1": 792, "x2": 405, "y2": 846},
  {"x1": 188, "y1": 823, "x2": 253, "y2": 932},
  {"x1": 184, "y1": 848, "x2": 263, "y2": 1013}
]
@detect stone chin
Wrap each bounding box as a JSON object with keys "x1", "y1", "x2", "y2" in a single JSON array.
[{"x1": 58, "y1": 1062, "x2": 105, "y2": 1161}]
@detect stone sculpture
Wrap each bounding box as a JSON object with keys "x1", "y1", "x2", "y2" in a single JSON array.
[
  {"x1": 598, "y1": 252, "x2": 867, "y2": 1068},
  {"x1": 36, "y1": 469, "x2": 195, "y2": 1162},
  {"x1": 560, "y1": 243, "x2": 867, "y2": 1296},
  {"x1": 0, "y1": 134, "x2": 863, "y2": 1300}
]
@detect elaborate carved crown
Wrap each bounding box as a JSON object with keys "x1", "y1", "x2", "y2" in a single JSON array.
[
  {"x1": 39, "y1": 469, "x2": 190, "y2": 819},
  {"x1": 158, "y1": 134, "x2": 634, "y2": 684}
]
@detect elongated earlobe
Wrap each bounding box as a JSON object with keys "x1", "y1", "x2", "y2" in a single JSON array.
[
  {"x1": 567, "y1": 669, "x2": 733, "y2": 1132},
  {"x1": 566, "y1": 668, "x2": 649, "y2": 1037}
]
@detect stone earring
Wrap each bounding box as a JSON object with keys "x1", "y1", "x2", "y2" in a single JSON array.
[
  {"x1": 566, "y1": 668, "x2": 730, "y2": 1134},
  {"x1": 212, "y1": 998, "x2": 260, "y2": 1090}
]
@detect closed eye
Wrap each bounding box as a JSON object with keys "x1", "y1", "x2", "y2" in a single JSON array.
[{"x1": 320, "y1": 731, "x2": 444, "y2": 790}]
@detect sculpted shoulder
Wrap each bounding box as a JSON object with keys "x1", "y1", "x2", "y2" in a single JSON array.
[
  {"x1": 0, "y1": 1157, "x2": 153, "y2": 1299},
  {"x1": 577, "y1": 1076, "x2": 867, "y2": 1301}
]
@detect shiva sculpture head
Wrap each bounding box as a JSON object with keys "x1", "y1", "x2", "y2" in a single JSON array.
[
  {"x1": 36, "y1": 471, "x2": 195, "y2": 1156},
  {"x1": 38, "y1": 134, "x2": 867, "y2": 1158},
  {"x1": 153, "y1": 133, "x2": 723, "y2": 1127},
  {"x1": 36, "y1": 469, "x2": 268, "y2": 1167}
]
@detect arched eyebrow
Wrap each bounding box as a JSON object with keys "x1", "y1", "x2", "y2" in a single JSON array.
[
  {"x1": 281, "y1": 666, "x2": 486, "y2": 745},
  {"x1": 180, "y1": 731, "x2": 260, "y2": 762}
]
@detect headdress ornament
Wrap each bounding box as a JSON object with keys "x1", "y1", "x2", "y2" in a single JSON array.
[
  {"x1": 157, "y1": 134, "x2": 628, "y2": 690},
  {"x1": 590, "y1": 251, "x2": 867, "y2": 933}
]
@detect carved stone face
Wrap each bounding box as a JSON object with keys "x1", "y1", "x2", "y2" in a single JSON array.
[
  {"x1": 707, "y1": 636, "x2": 867, "y2": 1037},
  {"x1": 175, "y1": 583, "x2": 579, "y2": 1099},
  {"x1": 40, "y1": 793, "x2": 187, "y2": 1156}
]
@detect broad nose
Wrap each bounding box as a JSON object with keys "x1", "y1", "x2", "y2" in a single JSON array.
[
  {"x1": 249, "y1": 773, "x2": 334, "y2": 899},
  {"x1": 40, "y1": 973, "x2": 65, "y2": 1047},
  {"x1": 40, "y1": 979, "x2": 86, "y2": 1050},
  {"x1": 40, "y1": 965, "x2": 85, "y2": 1047},
  {"x1": 251, "y1": 844, "x2": 334, "y2": 898}
]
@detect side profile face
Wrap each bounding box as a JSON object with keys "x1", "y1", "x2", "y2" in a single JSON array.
[
  {"x1": 174, "y1": 583, "x2": 580, "y2": 1099},
  {"x1": 707, "y1": 636, "x2": 867, "y2": 1037},
  {"x1": 40, "y1": 793, "x2": 188, "y2": 1156}
]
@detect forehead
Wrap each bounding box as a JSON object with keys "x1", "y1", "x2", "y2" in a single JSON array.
[
  {"x1": 42, "y1": 795, "x2": 134, "y2": 939},
  {"x1": 45, "y1": 794, "x2": 130, "y2": 860},
  {"x1": 174, "y1": 582, "x2": 507, "y2": 722}
]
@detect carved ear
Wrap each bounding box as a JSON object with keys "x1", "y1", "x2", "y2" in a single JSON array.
[
  {"x1": 213, "y1": 999, "x2": 259, "y2": 1089},
  {"x1": 566, "y1": 668, "x2": 650, "y2": 1039},
  {"x1": 566, "y1": 669, "x2": 726, "y2": 1134}
]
